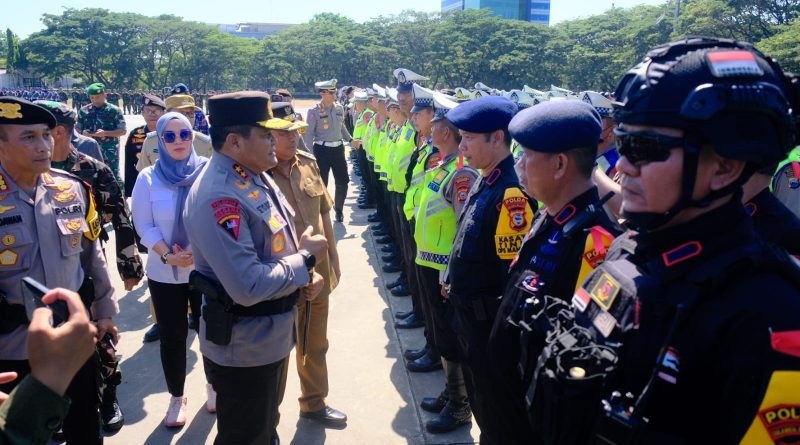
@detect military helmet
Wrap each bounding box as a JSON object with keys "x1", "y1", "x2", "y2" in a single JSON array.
[{"x1": 613, "y1": 37, "x2": 798, "y2": 166}]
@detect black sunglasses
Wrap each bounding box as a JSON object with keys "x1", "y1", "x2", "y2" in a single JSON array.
[
  {"x1": 162, "y1": 129, "x2": 193, "y2": 144},
  {"x1": 614, "y1": 128, "x2": 683, "y2": 165}
]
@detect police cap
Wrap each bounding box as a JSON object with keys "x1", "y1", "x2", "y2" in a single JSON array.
[
  {"x1": 0, "y1": 97, "x2": 56, "y2": 128},
  {"x1": 142, "y1": 94, "x2": 166, "y2": 109},
  {"x1": 447, "y1": 96, "x2": 518, "y2": 133},
  {"x1": 509, "y1": 100, "x2": 601, "y2": 153},
  {"x1": 171, "y1": 83, "x2": 189, "y2": 95},
  {"x1": 208, "y1": 91, "x2": 292, "y2": 130}
]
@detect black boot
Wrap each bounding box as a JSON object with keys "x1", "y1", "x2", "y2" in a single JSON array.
[
  {"x1": 425, "y1": 403, "x2": 472, "y2": 434},
  {"x1": 420, "y1": 386, "x2": 449, "y2": 413},
  {"x1": 101, "y1": 386, "x2": 125, "y2": 432}
]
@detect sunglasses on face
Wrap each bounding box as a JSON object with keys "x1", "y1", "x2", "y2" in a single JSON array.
[
  {"x1": 320, "y1": 90, "x2": 335, "y2": 95},
  {"x1": 614, "y1": 128, "x2": 684, "y2": 165},
  {"x1": 162, "y1": 129, "x2": 193, "y2": 143}
]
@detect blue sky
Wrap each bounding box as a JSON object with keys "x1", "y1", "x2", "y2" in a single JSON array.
[{"x1": 5, "y1": 0, "x2": 667, "y2": 38}]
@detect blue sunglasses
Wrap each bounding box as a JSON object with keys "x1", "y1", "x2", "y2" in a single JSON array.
[{"x1": 162, "y1": 129, "x2": 193, "y2": 144}]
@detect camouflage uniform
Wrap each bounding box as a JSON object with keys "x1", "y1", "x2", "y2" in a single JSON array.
[
  {"x1": 76, "y1": 102, "x2": 126, "y2": 184},
  {"x1": 52, "y1": 148, "x2": 144, "y2": 283}
]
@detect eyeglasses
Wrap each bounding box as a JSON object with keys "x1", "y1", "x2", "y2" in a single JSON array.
[
  {"x1": 161, "y1": 129, "x2": 193, "y2": 143},
  {"x1": 142, "y1": 108, "x2": 163, "y2": 115},
  {"x1": 614, "y1": 128, "x2": 683, "y2": 165}
]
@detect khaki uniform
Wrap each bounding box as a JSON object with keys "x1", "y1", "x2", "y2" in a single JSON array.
[
  {"x1": 0, "y1": 167, "x2": 117, "y2": 360},
  {"x1": 135, "y1": 130, "x2": 213, "y2": 171},
  {"x1": 271, "y1": 151, "x2": 337, "y2": 412}
]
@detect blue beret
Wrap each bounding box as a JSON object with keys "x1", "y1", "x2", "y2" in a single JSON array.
[
  {"x1": 448, "y1": 96, "x2": 518, "y2": 133},
  {"x1": 171, "y1": 83, "x2": 189, "y2": 95},
  {"x1": 509, "y1": 100, "x2": 602, "y2": 153}
]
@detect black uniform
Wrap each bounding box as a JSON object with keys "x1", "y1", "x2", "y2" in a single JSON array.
[
  {"x1": 746, "y1": 187, "x2": 800, "y2": 255},
  {"x1": 123, "y1": 125, "x2": 149, "y2": 197},
  {"x1": 528, "y1": 199, "x2": 800, "y2": 444},
  {"x1": 486, "y1": 187, "x2": 620, "y2": 444},
  {"x1": 444, "y1": 154, "x2": 534, "y2": 445}
]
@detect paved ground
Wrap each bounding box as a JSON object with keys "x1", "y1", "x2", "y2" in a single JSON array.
[{"x1": 68, "y1": 114, "x2": 480, "y2": 444}]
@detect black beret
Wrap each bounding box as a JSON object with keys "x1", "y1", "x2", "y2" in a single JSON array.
[
  {"x1": 0, "y1": 97, "x2": 56, "y2": 128},
  {"x1": 447, "y1": 96, "x2": 518, "y2": 133},
  {"x1": 207, "y1": 91, "x2": 290, "y2": 130},
  {"x1": 32, "y1": 100, "x2": 76, "y2": 125},
  {"x1": 142, "y1": 94, "x2": 166, "y2": 109},
  {"x1": 509, "y1": 100, "x2": 602, "y2": 153}
]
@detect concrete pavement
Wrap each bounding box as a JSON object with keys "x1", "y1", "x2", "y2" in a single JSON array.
[{"x1": 77, "y1": 114, "x2": 480, "y2": 445}]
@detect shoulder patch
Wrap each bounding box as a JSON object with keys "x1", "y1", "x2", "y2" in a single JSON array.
[
  {"x1": 494, "y1": 188, "x2": 534, "y2": 259},
  {"x1": 426, "y1": 152, "x2": 442, "y2": 170},
  {"x1": 740, "y1": 371, "x2": 800, "y2": 444}
]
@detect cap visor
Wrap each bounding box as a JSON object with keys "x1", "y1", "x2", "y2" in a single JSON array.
[
  {"x1": 411, "y1": 105, "x2": 432, "y2": 113},
  {"x1": 257, "y1": 118, "x2": 294, "y2": 130}
]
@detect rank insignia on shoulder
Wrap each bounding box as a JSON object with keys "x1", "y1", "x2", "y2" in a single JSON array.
[
  {"x1": 233, "y1": 164, "x2": 249, "y2": 179},
  {"x1": 662, "y1": 241, "x2": 703, "y2": 267}
]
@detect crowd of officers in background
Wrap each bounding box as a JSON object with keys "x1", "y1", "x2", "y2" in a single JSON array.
[{"x1": 340, "y1": 38, "x2": 800, "y2": 445}]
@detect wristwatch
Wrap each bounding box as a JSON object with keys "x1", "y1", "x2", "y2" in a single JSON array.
[
  {"x1": 299, "y1": 249, "x2": 316, "y2": 271},
  {"x1": 160, "y1": 251, "x2": 171, "y2": 264}
]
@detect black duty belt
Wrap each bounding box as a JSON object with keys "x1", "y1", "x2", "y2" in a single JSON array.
[{"x1": 229, "y1": 290, "x2": 299, "y2": 317}]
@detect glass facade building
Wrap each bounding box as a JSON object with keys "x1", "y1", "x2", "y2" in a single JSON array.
[{"x1": 442, "y1": 0, "x2": 550, "y2": 24}]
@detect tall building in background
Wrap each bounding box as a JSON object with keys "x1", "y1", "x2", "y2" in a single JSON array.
[{"x1": 442, "y1": 0, "x2": 551, "y2": 25}]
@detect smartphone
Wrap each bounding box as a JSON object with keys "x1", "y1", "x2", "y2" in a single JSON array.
[{"x1": 22, "y1": 277, "x2": 68, "y2": 327}]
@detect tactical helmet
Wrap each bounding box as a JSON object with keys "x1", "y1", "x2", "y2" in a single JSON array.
[{"x1": 613, "y1": 37, "x2": 797, "y2": 166}]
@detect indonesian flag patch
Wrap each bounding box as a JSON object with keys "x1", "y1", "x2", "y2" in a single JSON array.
[{"x1": 706, "y1": 50, "x2": 764, "y2": 78}]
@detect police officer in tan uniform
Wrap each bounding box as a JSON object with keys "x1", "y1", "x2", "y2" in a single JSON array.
[
  {"x1": 0, "y1": 97, "x2": 118, "y2": 445},
  {"x1": 184, "y1": 91, "x2": 328, "y2": 445},
  {"x1": 269, "y1": 101, "x2": 348, "y2": 427}
]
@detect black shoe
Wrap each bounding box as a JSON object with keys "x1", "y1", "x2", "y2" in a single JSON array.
[
  {"x1": 420, "y1": 389, "x2": 449, "y2": 413},
  {"x1": 390, "y1": 283, "x2": 411, "y2": 296},
  {"x1": 386, "y1": 278, "x2": 405, "y2": 289},
  {"x1": 395, "y1": 309, "x2": 414, "y2": 319},
  {"x1": 375, "y1": 236, "x2": 393, "y2": 245},
  {"x1": 101, "y1": 399, "x2": 124, "y2": 432},
  {"x1": 370, "y1": 223, "x2": 385, "y2": 231},
  {"x1": 406, "y1": 349, "x2": 442, "y2": 372},
  {"x1": 300, "y1": 406, "x2": 348, "y2": 428},
  {"x1": 380, "y1": 244, "x2": 397, "y2": 253},
  {"x1": 367, "y1": 213, "x2": 381, "y2": 222},
  {"x1": 403, "y1": 343, "x2": 429, "y2": 360},
  {"x1": 425, "y1": 404, "x2": 472, "y2": 434},
  {"x1": 382, "y1": 262, "x2": 402, "y2": 273},
  {"x1": 381, "y1": 253, "x2": 399, "y2": 263},
  {"x1": 143, "y1": 324, "x2": 159, "y2": 343},
  {"x1": 395, "y1": 313, "x2": 424, "y2": 329},
  {"x1": 373, "y1": 229, "x2": 390, "y2": 237},
  {"x1": 335, "y1": 211, "x2": 344, "y2": 223}
]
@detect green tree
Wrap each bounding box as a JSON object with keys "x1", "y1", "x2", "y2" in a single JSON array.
[{"x1": 758, "y1": 19, "x2": 800, "y2": 73}]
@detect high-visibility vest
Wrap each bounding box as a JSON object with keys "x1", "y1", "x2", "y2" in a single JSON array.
[
  {"x1": 403, "y1": 142, "x2": 440, "y2": 220},
  {"x1": 388, "y1": 121, "x2": 417, "y2": 193},
  {"x1": 772, "y1": 146, "x2": 800, "y2": 191},
  {"x1": 374, "y1": 122, "x2": 395, "y2": 182},
  {"x1": 414, "y1": 155, "x2": 461, "y2": 270},
  {"x1": 353, "y1": 109, "x2": 373, "y2": 140}
]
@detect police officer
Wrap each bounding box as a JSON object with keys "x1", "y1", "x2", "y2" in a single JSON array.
[
  {"x1": 528, "y1": 38, "x2": 800, "y2": 444},
  {"x1": 771, "y1": 146, "x2": 800, "y2": 217},
  {"x1": 484, "y1": 100, "x2": 621, "y2": 443},
  {"x1": 124, "y1": 94, "x2": 165, "y2": 198},
  {"x1": 0, "y1": 97, "x2": 118, "y2": 445},
  {"x1": 413, "y1": 91, "x2": 477, "y2": 433},
  {"x1": 184, "y1": 91, "x2": 328, "y2": 445},
  {"x1": 442, "y1": 96, "x2": 535, "y2": 445},
  {"x1": 303, "y1": 79, "x2": 353, "y2": 223},
  {"x1": 269, "y1": 101, "x2": 348, "y2": 427},
  {"x1": 75, "y1": 83, "x2": 126, "y2": 184}
]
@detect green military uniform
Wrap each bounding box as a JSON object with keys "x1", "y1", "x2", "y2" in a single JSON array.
[
  {"x1": 75, "y1": 100, "x2": 126, "y2": 183},
  {"x1": 0, "y1": 376, "x2": 70, "y2": 445}
]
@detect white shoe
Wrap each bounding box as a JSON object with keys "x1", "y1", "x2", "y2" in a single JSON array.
[
  {"x1": 206, "y1": 383, "x2": 217, "y2": 414},
  {"x1": 164, "y1": 396, "x2": 187, "y2": 427}
]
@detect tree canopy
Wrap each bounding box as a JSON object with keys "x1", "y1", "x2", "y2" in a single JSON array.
[{"x1": 9, "y1": 0, "x2": 800, "y2": 92}]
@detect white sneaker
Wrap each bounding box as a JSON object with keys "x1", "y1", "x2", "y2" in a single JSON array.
[
  {"x1": 164, "y1": 396, "x2": 187, "y2": 427},
  {"x1": 206, "y1": 383, "x2": 217, "y2": 414}
]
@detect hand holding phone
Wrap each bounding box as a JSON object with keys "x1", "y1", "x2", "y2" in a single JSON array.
[{"x1": 22, "y1": 277, "x2": 68, "y2": 327}]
